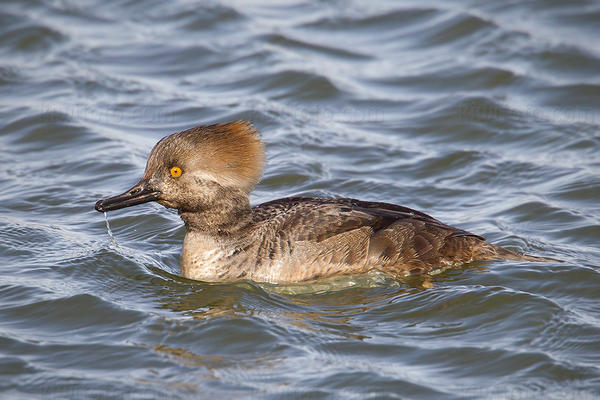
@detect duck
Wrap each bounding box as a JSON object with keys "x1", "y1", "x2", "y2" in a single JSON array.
[{"x1": 95, "y1": 121, "x2": 550, "y2": 283}]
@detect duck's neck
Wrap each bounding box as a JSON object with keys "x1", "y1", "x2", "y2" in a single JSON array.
[{"x1": 178, "y1": 189, "x2": 253, "y2": 237}]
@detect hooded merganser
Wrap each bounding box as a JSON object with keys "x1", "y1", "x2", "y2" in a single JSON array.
[{"x1": 95, "y1": 121, "x2": 550, "y2": 283}]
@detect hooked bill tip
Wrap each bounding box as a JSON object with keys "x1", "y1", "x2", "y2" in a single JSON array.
[{"x1": 95, "y1": 199, "x2": 106, "y2": 212}]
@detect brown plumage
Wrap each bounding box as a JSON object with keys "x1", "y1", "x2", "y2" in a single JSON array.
[{"x1": 95, "y1": 121, "x2": 551, "y2": 283}]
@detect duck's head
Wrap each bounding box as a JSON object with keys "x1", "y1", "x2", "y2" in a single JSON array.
[{"x1": 95, "y1": 121, "x2": 264, "y2": 213}]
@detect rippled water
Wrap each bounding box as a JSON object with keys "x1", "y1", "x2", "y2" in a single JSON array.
[{"x1": 1, "y1": 0, "x2": 599, "y2": 398}]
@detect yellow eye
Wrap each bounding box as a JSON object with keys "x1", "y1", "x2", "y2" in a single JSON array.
[{"x1": 170, "y1": 166, "x2": 182, "y2": 178}]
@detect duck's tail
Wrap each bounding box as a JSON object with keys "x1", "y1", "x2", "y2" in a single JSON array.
[{"x1": 474, "y1": 242, "x2": 557, "y2": 263}]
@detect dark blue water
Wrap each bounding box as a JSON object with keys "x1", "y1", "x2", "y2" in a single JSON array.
[{"x1": 1, "y1": 1, "x2": 599, "y2": 398}]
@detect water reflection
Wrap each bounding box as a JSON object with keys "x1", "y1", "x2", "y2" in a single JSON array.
[{"x1": 145, "y1": 263, "x2": 493, "y2": 343}]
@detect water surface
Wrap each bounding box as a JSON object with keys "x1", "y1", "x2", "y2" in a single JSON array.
[{"x1": 1, "y1": 0, "x2": 599, "y2": 398}]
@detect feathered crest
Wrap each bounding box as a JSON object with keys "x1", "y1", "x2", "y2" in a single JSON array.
[{"x1": 145, "y1": 121, "x2": 265, "y2": 193}]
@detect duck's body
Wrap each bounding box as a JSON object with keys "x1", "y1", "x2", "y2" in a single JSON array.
[{"x1": 96, "y1": 121, "x2": 549, "y2": 283}]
